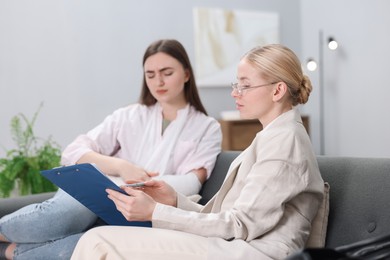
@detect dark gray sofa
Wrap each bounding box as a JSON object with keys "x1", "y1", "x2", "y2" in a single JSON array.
[{"x1": 1, "y1": 151, "x2": 390, "y2": 249}]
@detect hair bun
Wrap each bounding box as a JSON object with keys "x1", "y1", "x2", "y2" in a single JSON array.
[{"x1": 298, "y1": 75, "x2": 312, "y2": 104}]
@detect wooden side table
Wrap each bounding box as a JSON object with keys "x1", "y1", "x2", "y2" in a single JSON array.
[{"x1": 219, "y1": 116, "x2": 309, "y2": 151}]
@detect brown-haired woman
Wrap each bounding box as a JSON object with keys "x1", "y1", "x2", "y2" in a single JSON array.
[{"x1": 0, "y1": 39, "x2": 222, "y2": 260}]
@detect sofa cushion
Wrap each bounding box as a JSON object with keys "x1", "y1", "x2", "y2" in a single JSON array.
[
  {"x1": 0, "y1": 192, "x2": 55, "y2": 218},
  {"x1": 305, "y1": 182, "x2": 330, "y2": 248},
  {"x1": 317, "y1": 156, "x2": 390, "y2": 248}
]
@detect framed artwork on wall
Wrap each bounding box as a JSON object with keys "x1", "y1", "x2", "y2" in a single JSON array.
[{"x1": 193, "y1": 7, "x2": 279, "y2": 87}]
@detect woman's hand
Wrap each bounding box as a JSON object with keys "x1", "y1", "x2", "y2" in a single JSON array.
[
  {"x1": 106, "y1": 180, "x2": 176, "y2": 222},
  {"x1": 77, "y1": 151, "x2": 158, "y2": 181},
  {"x1": 117, "y1": 161, "x2": 158, "y2": 182},
  {"x1": 106, "y1": 188, "x2": 156, "y2": 221},
  {"x1": 141, "y1": 180, "x2": 177, "y2": 207},
  {"x1": 193, "y1": 168, "x2": 207, "y2": 184}
]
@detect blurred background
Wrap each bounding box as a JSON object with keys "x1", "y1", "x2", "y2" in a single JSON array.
[{"x1": 1, "y1": 0, "x2": 389, "y2": 157}]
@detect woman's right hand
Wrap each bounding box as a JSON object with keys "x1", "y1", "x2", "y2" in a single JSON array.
[
  {"x1": 117, "y1": 161, "x2": 158, "y2": 182},
  {"x1": 141, "y1": 179, "x2": 177, "y2": 207}
]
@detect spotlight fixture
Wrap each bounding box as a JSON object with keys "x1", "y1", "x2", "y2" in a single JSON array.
[
  {"x1": 327, "y1": 37, "x2": 338, "y2": 50},
  {"x1": 306, "y1": 59, "x2": 318, "y2": 71}
]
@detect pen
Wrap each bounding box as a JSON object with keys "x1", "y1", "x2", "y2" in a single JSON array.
[{"x1": 124, "y1": 182, "x2": 145, "y2": 188}]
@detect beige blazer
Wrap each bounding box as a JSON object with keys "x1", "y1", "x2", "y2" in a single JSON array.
[{"x1": 153, "y1": 108, "x2": 324, "y2": 260}]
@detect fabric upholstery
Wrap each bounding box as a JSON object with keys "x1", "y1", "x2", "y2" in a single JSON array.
[
  {"x1": 2, "y1": 153, "x2": 390, "y2": 251},
  {"x1": 316, "y1": 156, "x2": 390, "y2": 248}
]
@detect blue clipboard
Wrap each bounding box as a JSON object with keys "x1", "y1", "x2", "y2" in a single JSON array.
[{"x1": 41, "y1": 163, "x2": 151, "y2": 227}]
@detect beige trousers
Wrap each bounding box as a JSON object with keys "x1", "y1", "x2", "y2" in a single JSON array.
[{"x1": 71, "y1": 226, "x2": 208, "y2": 260}]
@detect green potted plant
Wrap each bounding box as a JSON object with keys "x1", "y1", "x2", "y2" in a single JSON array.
[{"x1": 0, "y1": 104, "x2": 61, "y2": 197}]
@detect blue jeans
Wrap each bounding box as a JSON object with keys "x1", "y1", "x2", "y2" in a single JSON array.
[
  {"x1": 1, "y1": 189, "x2": 152, "y2": 259},
  {"x1": 0, "y1": 189, "x2": 98, "y2": 260}
]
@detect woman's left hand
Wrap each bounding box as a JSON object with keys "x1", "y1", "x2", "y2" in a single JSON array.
[{"x1": 106, "y1": 187, "x2": 156, "y2": 222}]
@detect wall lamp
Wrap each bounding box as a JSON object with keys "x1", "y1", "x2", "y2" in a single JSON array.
[
  {"x1": 306, "y1": 36, "x2": 338, "y2": 72},
  {"x1": 328, "y1": 37, "x2": 338, "y2": 50},
  {"x1": 306, "y1": 31, "x2": 339, "y2": 155}
]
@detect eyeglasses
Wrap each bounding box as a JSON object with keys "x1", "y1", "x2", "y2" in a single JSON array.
[{"x1": 231, "y1": 82, "x2": 278, "y2": 96}]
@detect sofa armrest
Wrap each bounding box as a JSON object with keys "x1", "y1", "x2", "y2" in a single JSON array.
[{"x1": 0, "y1": 192, "x2": 55, "y2": 218}]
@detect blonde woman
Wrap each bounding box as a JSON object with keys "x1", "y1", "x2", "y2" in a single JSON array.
[{"x1": 71, "y1": 44, "x2": 324, "y2": 260}]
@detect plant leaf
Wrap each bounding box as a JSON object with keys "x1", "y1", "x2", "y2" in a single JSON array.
[{"x1": 0, "y1": 103, "x2": 61, "y2": 197}]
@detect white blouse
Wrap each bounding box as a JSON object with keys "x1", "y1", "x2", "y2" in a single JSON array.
[{"x1": 61, "y1": 103, "x2": 222, "y2": 196}]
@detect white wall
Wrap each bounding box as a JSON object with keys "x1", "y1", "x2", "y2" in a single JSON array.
[
  {"x1": 300, "y1": 0, "x2": 390, "y2": 157},
  {"x1": 0, "y1": 0, "x2": 301, "y2": 157},
  {"x1": 5, "y1": 1, "x2": 388, "y2": 159}
]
